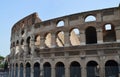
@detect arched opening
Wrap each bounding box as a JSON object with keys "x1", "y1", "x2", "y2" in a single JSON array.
[
  {"x1": 105, "y1": 60, "x2": 119, "y2": 77},
  {"x1": 21, "y1": 39, "x2": 24, "y2": 49},
  {"x1": 16, "y1": 40, "x2": 19, "y2": 46},
  {"x1": 57, "y1": 20, "x2": 64, "y2": 27},
  {"x1": 34, "y1": 62, "x2": 40, "y2": 77},
  {"x1": 35, "y1": 35, "x2": 40, "y2": 46},
  {"x1": 103, "y1": 24, "x2": 116, "y2": 42},
  {"x1": 15, "y1": 40, "x2": 19, "y2": 54},
  {"x1": 70, "y1": 61, "x2": 81, "y2": 77},
  {"x1": 87, "y1": 61, "x2": 99, "y2": 77},
  {"x1": 13, "y1": 42, "x2": 15, "y2": 47},
  {"x1": 20, "y1": 63, "x2": 23, "y2": 77},
  {"x1": 85, "y1": 27, "x2": 97, "y2": 44},
  {"x1": 26, "y1": 36, "x2": 31, "y2": 55},
  {"x1": 55, "y1": 62, "x2": 65, "y2": 77},
  {"x1": 70, "y1": 28, "x2": 80, "y2": 46},
  {"x1": 44, "y1": 62, "x2": 51, "y2": 77},
  {"x1": 15, "y1": 63, "x2": 18, "y2": 77},
  {"x1": 26, "y1": 62, "x2": 31, "y2": 77},
  {"x1": 56, "y1": 31, "x2": 64, "y2": 47},
  {"x1": 45, "y1": 33, "x2": 52, "y2": 48},
  {"x1": 21, "y1": 29, "x2": 25, "y2": 37},
  {"x1": 85, "y1": 15, "x2": 96, "y2": 22}
]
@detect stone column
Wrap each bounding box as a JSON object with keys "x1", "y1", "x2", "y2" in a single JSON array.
[
  {"x1": 81, "y1": 66, "x2": 87, "y2": 77},
  {"x1": 40, "y1": 36, "x2": 45, "y2": 49},
  {"x1": 64, "y1": 18, "x2": 69, "y2": 27},
  {"x1": 23, "y1": 65, "x2": 26, "y2": 77},
  {"x1": 24, "y1": 40, "x2": 28, "y2": 59},
  {"x1": 40, "y1": 63, "x2": 44, "y2": 77},
  {"x1": 64, "y1": 31, "x2": 71, "y2": 47},
  {"x1": 97, "y1": 29, "x2": 103, "y2": 44},
  {"x1": 99, "y1": 56, "x2": 105, "y2": 77},
  {"x1": 96, "y1": 13, "x2": 102, "y2": 22},
  {"x1": 80, "y1": 30, "x2": 86, "y2": 45},
  {"x1": 51, "y1": 33, "x2": 57, "y2": 48},
  {"x1": 81, "y1": 57, "x2": 87, "y2": 77},
  {"x1": 30, "y1": 35, "x2": 35, "y2": 58},
  {"x1": 79, "y1": 16, "x2": 84, "y2": 24},
  {"x1": 51, "y1": 67, "x2": 55, "y2": 77},
  {"x1": 115, "y1": 26, "x2": 120, "y2": 42},
  {"x1": 65, "y1": 66, "x2": 70, "y2": 77}
]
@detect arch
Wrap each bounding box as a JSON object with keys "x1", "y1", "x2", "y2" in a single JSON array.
[
  {"x1": 45, "y1": 33, "x2": 52, "y2": 48},
  {"x1": 55, "y1": 62, "x2": 65, "y2": 77},
  {"x1": 35, "y1": 35, "x2": 40, "y2": 46},
  {"x1": 20, "y1": 63, "x2": 23, "y2": 77},
  {"x1": 103, "y1": 24, "x2": 116, "y2": 42},
  {"x1": 13, "y1": 42, "x2": 15, "y2": 47},
  {"x1": 43, "y1": 62, "x2": 51, "y2": 77},
  {"x1": 16, "y1": 40, "x2": 20, "y2": 54},
  {"x1": 105, "y1": 60, "x2": 119, "y2": 77},
  {"x1": 56, "y1": 31, "x2": 64, "y2": 47},
  {"x1": 26, "y1": 62, "x2": 31, "y2": 77},
  {"x1": 57, "y1": 20, "x2": 64, "y2": 27},
  {"x1": 70, "y1": 61, "x2": 81, "y2": 77},
  {"x1": 70, "y1": 28, "x2": 80, "y2": 46},
  {"x1": 26, "y1": 36, "x2": 31, "y2": 55},
  {"x1": 85, "y1": 26, "x2": 97, "y2": 44},
  {"x1": 85, "y1": 15, "x2": 96, "y2": 22},
  {"x1": 16, "y1": 40, "x2": 19, "y2": 46},
  {"x1": 34, "y1": 62, "x2": 40, "y2": 77},
  {"x1": 21, "y1": 29, "x2": 25, "y2": 36},
  {"x1": 26, "y1": 36, "x2": 31, "y2": 44},
  {"x1": 87, "y1": 61, "x2": 99, "y2": 77},
  {"x1": 15, "y1": 63, "x2": 18, "y2": 77},
  {"x1": 21, "y1": 39, "x2": 24, "y2": 45}
]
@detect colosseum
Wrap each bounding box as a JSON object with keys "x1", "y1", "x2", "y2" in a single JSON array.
[{"x1": 9, "y1": 5, "x2": 120, "y2": 77}]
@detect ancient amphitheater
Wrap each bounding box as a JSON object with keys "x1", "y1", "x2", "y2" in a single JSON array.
[{"x1": 9, "y1": 6, "x2": 120, "y2": 77}]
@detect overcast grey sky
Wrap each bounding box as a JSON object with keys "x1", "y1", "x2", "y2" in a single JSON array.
[{"x1": 0, "y1": 0, "x2": 119, "y2": 57}]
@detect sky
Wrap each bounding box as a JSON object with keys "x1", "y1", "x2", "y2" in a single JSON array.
[{"x1": 0, "y1": 0, "x2": 120, "y2": 57}]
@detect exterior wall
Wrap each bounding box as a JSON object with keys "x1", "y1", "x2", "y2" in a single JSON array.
[{"x1": 9, "y1": 6, "x2": 120, "y2": 77}]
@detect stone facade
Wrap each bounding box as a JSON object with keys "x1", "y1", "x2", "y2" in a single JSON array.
[{"x1": 9, "y1": 6, "x2": 120, "y2": 77}]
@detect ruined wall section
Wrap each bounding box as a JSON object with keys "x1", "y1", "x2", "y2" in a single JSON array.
[
  {"x1": 10, "y1": 13, "x2": 41, "y2": 55},
  {"x1": 10, "y1": 6, "x2": 120, "y2": 57}
]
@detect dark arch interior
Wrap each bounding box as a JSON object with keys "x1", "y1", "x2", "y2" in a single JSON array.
[
  {"x1": 105, "y1": 60, "x2": 118, "y2": 66},
  {"x1": 87, "y1": 61, "x2": 98, "y2": 66},
  {"x1": 26, "y1": 63, "x2": 31, "y2": 67},
  {"x1": 70, "y1": 62, "x2": 81, "y2": 77},
  {"x1": 20, "y1": 63, "x2": 24, "y2": 77},
  {"x1": 27, "y1": 37, "x2": 31, "y2": 44},
  {"x1": 85, "y1": 27, "x2": 97, "y2": 44},
  {"x1": 34, "y1": 62, "x2": 40, "y2": 67},
  {"x1": 56, "y1": 62, "x2": 65, "y2": 77},
  {"x1": 56, "y1": 62, "x2": 64, "y2": 67},
  {"x1": 87, "y1": 61, "x2": 98, "y2": 77},
  {"x1": 21, "y1": 39, "x2": 24, "y2": 45},
  {"x1": 26, "y1": 63, "x2": 31, "y2": 77},
  {"x1": 105, "y1": 60, "x2": 119, "y2": 77},
  {"x1": 44, "y1": 62, "x2": 51, "y2": 77},
  {"x1": 34, "y1": 62, "x2": 40, "y2": 77},
  {"x1": 26, "y1": 37, "x2": 31, "y2": 54},
  {"x1": 44, "y1": 62, "x2": 51, "y2": 67},
  {"x1": 70, "y1": 61, "x2": 80, "y2": 66}
]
